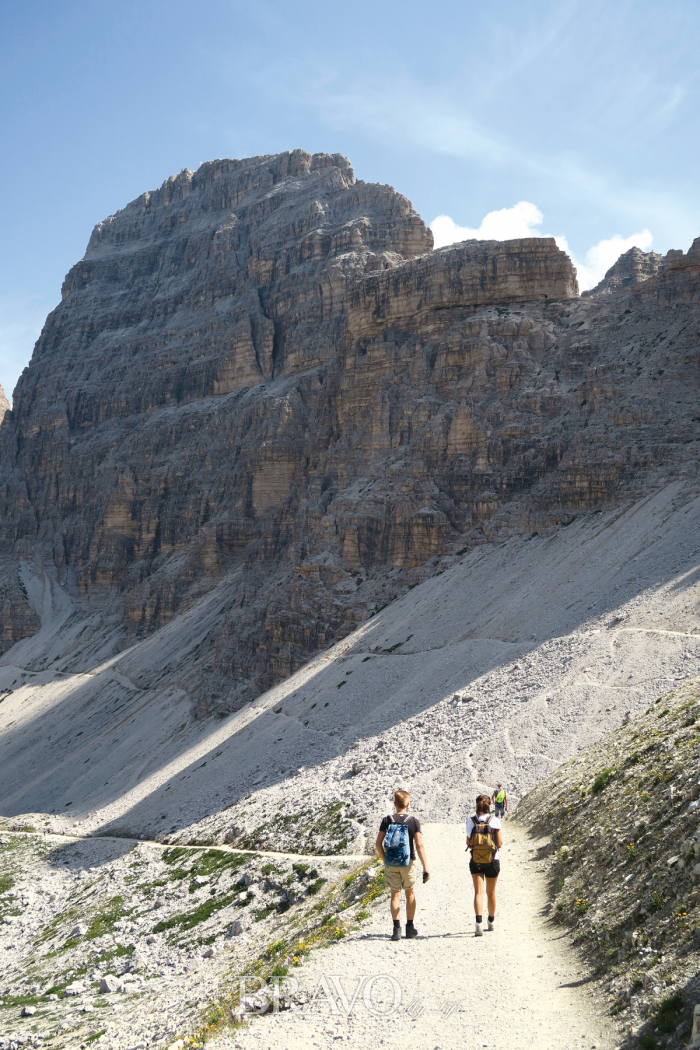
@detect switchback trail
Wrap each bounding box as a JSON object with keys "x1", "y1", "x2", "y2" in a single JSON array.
[{"x1": 218, "y1": 822, "x2": 620, "y2": 1050}]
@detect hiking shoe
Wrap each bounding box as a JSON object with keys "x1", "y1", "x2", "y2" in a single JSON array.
[
  {"x1": 391, "y1": 926, "x2": 401, "y2": 941},
  {"x1": 475, "y1": 921, "x2": 483, "y2": 937},
  {"x1": 405, "y1": 925, "x2": 418, "y2": 939},
  {"x1": 487, "y1": 919, "x2": 495, "y2": 932}
]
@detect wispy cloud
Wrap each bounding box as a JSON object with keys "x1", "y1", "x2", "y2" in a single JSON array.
[
  {"x1": 430, "y1": 205, "x2": 653, "y2": 291},
  {"x1": 308, "y1": 73, "x2": 515, "y2": 168},
  {"x1": 291, "y1": 63, "x2": 696, "y2": 239}
]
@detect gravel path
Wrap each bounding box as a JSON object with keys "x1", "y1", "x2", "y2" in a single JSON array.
[{"x1": 218, "y1": 822, "x2": 619, "y2": 1050}]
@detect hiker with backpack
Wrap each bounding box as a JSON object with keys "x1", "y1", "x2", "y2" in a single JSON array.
[
  {"x1": 466, "y1": 793, "x2": 503, "y2": 937},
  {"x1": 375, "y1": 789, "x2": 430, "y2": 941},
  {"x1": 492, "y1": 783, "x2": 508, "y2": 817}
]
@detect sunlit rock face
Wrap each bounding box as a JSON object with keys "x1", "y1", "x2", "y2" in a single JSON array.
[{"x1": 0, "y1": 149, "x2": 697, "y2": 710}]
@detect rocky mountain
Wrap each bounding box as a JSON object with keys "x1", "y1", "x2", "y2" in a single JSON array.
[
  {"x1": 583, "y1": 245, "x2": 666, "y2": 297},
  {"x1": 0, "y1": 149, "x2": 698, "y2": 719},
  {"x1": 0, "y1": 153, "x2": 699, "y2": 1048}
]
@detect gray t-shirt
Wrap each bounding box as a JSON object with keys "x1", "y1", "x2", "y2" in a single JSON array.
[{"x1": 379, "y1": 813, "x2": 421, "y2": 861}]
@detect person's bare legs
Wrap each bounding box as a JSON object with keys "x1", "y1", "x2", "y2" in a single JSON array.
[
  {"x1": 486, "y1": 877, "x2": 498, "y2": 920},
  {"x1": 390, "y1": 888, "x2": 416, "y2": 920},
  {"x1": 472, "y1": 873, "x2": 484, "y2": 916}
]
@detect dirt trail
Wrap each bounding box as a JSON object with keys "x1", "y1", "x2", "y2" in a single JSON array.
[{"x1": 219, "y1": 822, "x2": 619, "y2": 1050}]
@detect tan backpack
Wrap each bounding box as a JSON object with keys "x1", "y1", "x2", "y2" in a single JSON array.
[{"x1": 468, "y1": 814, "x2": 497, "y2": 865}]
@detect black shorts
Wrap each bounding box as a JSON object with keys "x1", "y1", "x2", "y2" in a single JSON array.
[{"x1": 469, "y1": 859, "x2": 500, "y2": 879}]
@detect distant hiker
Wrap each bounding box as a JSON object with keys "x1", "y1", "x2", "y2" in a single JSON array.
[
  {"x1": 492, "y1": 783, "x2": 508, "y2": 817},
  {"x1": 376, "y1": 789, "x2": 430, "y2": 941},
  {"x1": 466, "y1": 793, "x2": 503, "y2": 937}
]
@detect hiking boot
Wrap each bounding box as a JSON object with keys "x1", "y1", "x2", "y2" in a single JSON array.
[
  {"x1": 475, "y1": 921, "x2": 483, "y2": 937},
  {"x1": 487, "y1": 919, "x2": 495, "y2": 932},
  {"x1": 391, "y1": 926, "x2": 401, "y2": 941},
  {"x1": 405, "y1": 925, "x2": 418, "y2": 939}
]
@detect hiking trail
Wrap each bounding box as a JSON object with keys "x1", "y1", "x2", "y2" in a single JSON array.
[{"x1": 217, "y1": 822, "x2": 619, "y2": 1050}]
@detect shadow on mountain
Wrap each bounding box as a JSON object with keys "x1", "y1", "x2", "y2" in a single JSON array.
[{"x1": 0, "y1": 484, "x2": 698, "y2": 845}]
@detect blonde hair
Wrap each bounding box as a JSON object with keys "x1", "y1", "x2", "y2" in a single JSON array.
[{"x1": 394, "y1": 789, "x2": 410, "y2": 810}]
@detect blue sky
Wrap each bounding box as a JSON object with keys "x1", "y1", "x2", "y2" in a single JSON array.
[{"x1": 1, "y1": 0, "x2": 699, "y2": 398}]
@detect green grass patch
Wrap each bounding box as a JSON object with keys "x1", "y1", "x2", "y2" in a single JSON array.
[
  {"x1": 253, "y1": 904, "x2": 278, "y2": 922},
  {"x1": 85, "y1": 896, "x2": 129, "y2": 940},
  {"x1": 162, "y1": 846, "x2": 192, "y2": 865},
  {"x1": 0, "y1": 873, "x2": 13, "y2": 894},
  {"x1": 153, "y1": 889, "x2": 240, "y2": 934},
  {"x1": 592, "y1": 767, "x2": 616, "y2": 795},
  {"x1": 37, "y1": 902, "x2": 82, "y2": 944},
  {"x1": 649, "y1": 890, "x2": 665, "y2": 914},
  {"x1": 0, "y1": 991, "x2": 41, "y2": 1009},
  {"x1": 657, "y1": 992, "x2": 684, "y2": 1034}
]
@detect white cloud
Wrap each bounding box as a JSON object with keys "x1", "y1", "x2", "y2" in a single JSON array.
[
  {"x1": 430, "y1": 206, "x2": 653, "y2": 292},
  {"x1": 431, "y1": 202, "x2": 544, "y2": 248}
]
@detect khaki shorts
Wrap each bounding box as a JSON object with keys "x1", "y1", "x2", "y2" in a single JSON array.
[{"x1": 385, "y1": 861, "x2": 416, "y2": 891}]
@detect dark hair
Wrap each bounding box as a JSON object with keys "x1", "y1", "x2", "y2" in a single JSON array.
[{"x1": 475, "y1": 794, "x2": 491, "y2": 815}]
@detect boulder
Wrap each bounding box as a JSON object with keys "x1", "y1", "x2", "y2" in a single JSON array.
[
  {"x1": 226, "y1": 918, "x2": 249, "y2": 937},
  {"x1": 127, "y1": 952, "x2": 147, "y2": 974},
  {"x1": 22, "y1": 1006, "x2": 36, "y2": 1016},
  {"x1": 99, "y1": 975, "x2": 120, "y2": 994},
  {"x1": 68, "y1": 923, "x2": 88, "y2": 939},
  {"x1": 690, "y1": 1003, "x2": 700, "y2": 1049},
  {"x1": 62, "y1": 981, "x2": 87, "y2": 997}
]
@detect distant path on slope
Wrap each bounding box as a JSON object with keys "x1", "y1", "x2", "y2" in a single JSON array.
[
  {"x1": 0, "y1": 828, "x2": 367, "y2": 862},
  {"x1": 216, "y1": 822, "x2": 619, "y2": 1050}
]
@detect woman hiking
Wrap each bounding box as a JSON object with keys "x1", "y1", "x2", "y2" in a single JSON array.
[{"x1": 466, "y1": 793, "x2": 503, "y2": 937}]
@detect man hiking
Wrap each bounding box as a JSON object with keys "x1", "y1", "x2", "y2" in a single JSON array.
[
  {"x1": 492, "y1": 782, "x2": 508, "y2": 818},
  {"x1": 466, "y1": 793, "x2": 503, "y2": 937},
  {"x1": 376, "y1": 789, "x2": 430, "y2": 941}
]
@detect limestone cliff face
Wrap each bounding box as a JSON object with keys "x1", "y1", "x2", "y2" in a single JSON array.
[{"x1": 0, "y1": 150, "x2": 697, "y2": 709}]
